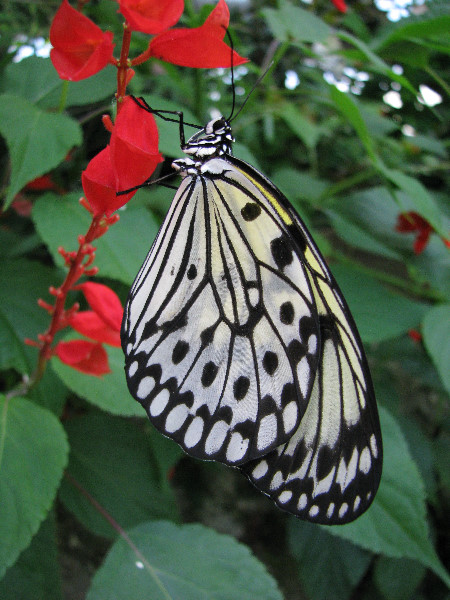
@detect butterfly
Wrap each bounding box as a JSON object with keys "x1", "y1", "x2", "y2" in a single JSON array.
[{"x1": 121, "y1": 99, "x2": 383, "y2": 525}]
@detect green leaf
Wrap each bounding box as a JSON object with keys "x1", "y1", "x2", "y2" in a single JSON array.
[
  {"x1": 373, "y1": 556, "x2": 425, "y2": 600},
  {"x1": 59, "y1": 414, "x2": 180, "y2": 539},
  {"x1": 327, "y1": 407, "x2": 450, "y2": 587},
  {"x1": 278, "y1": 103, "x2": 321, "y2": 149},
  {"x1": 51, "y1": 344, "x2": 143, "y2": 417},
  {"x1": 272, "y1": 169, "x2": 328, "y2": 204},
  {"x1": 374, "y1": 13, "x2": 450, "y2": 51},
  {"x1": 382, "y1": 168, "x2": 444, "y2": 236},
  {"x1": 0, "y1": 94, "x2": 82, "y2": 208},
  {"x1": 0, "y1": 396, "x2": 68, "y2": 579},
  {"x1": 1, "y1": 56, "x2": 117, "y2": 108},
  {"x1": 422, "y1": 304, "x2": 450, "y2": 394},
  {"x1": 32, "y1": 194, "x2": 160, "y2": 285},
  {"x1": 332, "y1": 265, "x2": 428, "y2": 343},
  {"x1": 263, "y1": 0, "x2": 332, "y2": 44},
  {"x1": 86, "y1": 521, "x2": 283, "y2": 600},
  {"x1": 288, "y1": 520, "x2": 372, "y2": 600},
  {"x1": 329, "y1": 86, "x2": 377, "y2": 162},
  {"x1": 0, "y1": 258, "x2": 60, "y2": 373},
  {"x1": 0, "y1": 511, "x2": 62, "y2": 600}
]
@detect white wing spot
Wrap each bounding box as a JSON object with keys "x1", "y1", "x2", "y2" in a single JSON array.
[
  {"x1": 270, "y1": 470, "x2": 284, "y2": 491},
  {"x1": 359, "y1": 446, "x2": 372, "y2": 474},
  {"x1": 326, "y1": 503, "x2": 335, "y2": 519},
  {"x1": 205, "y1": 420, "x2": 228, "y2": 455},
  {"x1": 297, "y1": 357, "x2": 310, "y2": 399},
  {"x1": 366, "y1": 491, "x2": 372, "y2": 501},
  {"x1": 370, "y1": 434, "x2": 378, "y2": 459},
  {"x1": 165, "y1": 404, "x2": 189, "y2": 433},
  {"x1": 184, "y1": 416, "x2": 204, "y2": 448},
  {"x1": 353, "y1": 496, "x2": 361, "y2": 512},
  {"x1": 298, "y1": 494, "x2": 308, "y2": 510},
  {"x1": 137, "y1": 376, "x2": 155, "y2": 400},
  {"x1": 257, "y1": 414, "x2": 277, "y2": 451},
  {"x1": 226, "y1": 432, "x2": 249, "y2": 463},
  {"x1": 309, "y1": 505, "x2": 319, "y2": 518},
  {"x1": 251, "y1": 460, "x2": 268, "y2": 479},
  {"x1": 278, "y1": 490, "x2": 292, "y2": 504},
  {"x1": 149, "y1": 388, "x2": 169, "y2": 416},
  {"x1": 128, "y1": 361, "x2": 138, "y2": 377},
  {"x1": 339, "y1": 503, "x2": 349, "y2": 519},
  {"x1": 282, "y1": 401, "x2": 298, "y2": 434},
  {"x1": 308, "y1": 334, "x2": 317, "y2": 354}
]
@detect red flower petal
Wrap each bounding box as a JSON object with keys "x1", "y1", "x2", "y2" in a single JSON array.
[
  {"x1": 82, "y1": 146, "x2": 135, "y2": 217},
  {"x1": 50, "y1": 0, "x2": 114, "y2": 81},
  {"x1": 78, "y1": 282, "x2": 123, "y2": 332},
  {"x1": 331, "y1": 0, "x2": 347, "y2": 12},
  {"x1": 118, "y1": 0, "x2": 184, "y2": 34},
  {"x1": 149, "y1": 0, "x2": 248, "y2": 68},
  {"x1": 55, "y1": 340, "x2": 110, "y2": 375},
  {"x1": 110, "y1": 96, "x2": 163, "y2": 191},
  {"x1": 408, "y1": 329, "x2": 422, "y2": 343},
  {"x1": 396, "y1": 211, "x2": 433, "y2": 254},
  {"x1": 69, "y1": 311, "x2": 121, "y2": 346}
]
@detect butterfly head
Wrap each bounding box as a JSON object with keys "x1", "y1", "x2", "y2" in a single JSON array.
[{"x1": 183, "y1": 117, "x2": 234, "y2": 160}]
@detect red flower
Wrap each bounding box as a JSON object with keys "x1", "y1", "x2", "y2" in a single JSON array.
[
  {"x1": 74, "y1": 282, "x2": 123, "y2": 339},
  {"x1": 330, "y1": 0, "x2": 347, "y2": 13},
  {"x1": 396, "y1": 211, "x2": 433, "y2": 254},
  {"x1": 50, "y1": 0, "x2": 114, "y2": 81},
  {"x1": 55, "y1": 340, "x2": 110, "y2": 375},
  {"x1": 82, "y1": 97, "x2": 162, "y2": 217},
  {"x1": 408, "y1": 329, "x2": 422, "y2": 343},
  {"x1": 54, "y1": 282, "x2": 123, "y2": 376},
  {"x1": 142, "y1": 0, "x2": 247, "y2": 68},
  {"x1": 118, "y1": 0, "x2": 184, "y2": 34}
]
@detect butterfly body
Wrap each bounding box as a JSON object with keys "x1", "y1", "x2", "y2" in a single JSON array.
[{"x1": 122, "y1": 115, "x2": 382, "y2": 524}]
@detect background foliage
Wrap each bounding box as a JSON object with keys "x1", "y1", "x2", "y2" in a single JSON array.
[{"x1": 0, "y1": 0, "x2": 449, "y2": 599}]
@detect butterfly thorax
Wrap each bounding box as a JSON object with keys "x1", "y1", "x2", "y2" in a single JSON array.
[{"x1": 172, "y1": 117, "x2": 234, "y2": 177}]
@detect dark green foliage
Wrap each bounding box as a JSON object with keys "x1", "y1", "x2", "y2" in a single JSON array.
[{"x1": 0, "y1": 1, "x2": 448, "y2": 598}]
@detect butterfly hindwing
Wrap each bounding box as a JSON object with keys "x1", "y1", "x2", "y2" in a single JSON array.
[{"x1": 239, "y1": 181, "x2": 382, "y2": 523}]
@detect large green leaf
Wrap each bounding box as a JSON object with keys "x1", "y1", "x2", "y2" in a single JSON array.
[
  {"x1": 1, "y1": 57, "x2": 117, "y2": 108},
  {"x1": 332, "y1": 265, "x2": 428, "y2": 343},
  {"x1": 327, "y1": 407, "x2": 450, "y2": 587},
  {"x1": 32, "y1": 194, "x2": 160, "y2": 285},
  {"x1": 0, "y1": 396, "x2": 68, "y2": 579},
  {"x1": 0, "y1": 94, "x2": 82, "y2": 208},
  {"x1": 0, "y1": 258, "x2": 61, "y2": 373},
  {"x1": 59, "y1": 414, "x2": 180, "y2": 539},
  {"x1": 0, "y1": 511, "x2": 62, "y2": 600},
  {"x1": 288, "y1": 520, "x2": 372, "y2": 600},
  {"x1": 422, "y1": 304, "x2": 450, "y2": 394},
  {"x1": 51, "y1": 345, "x2": 143, "y2": 417},
  {"x1": 86, "y1": 521, "x2": 283, "y2": 600},
  {"x1": 263, "y1": 0, "x2": 332, "y2": 44}
]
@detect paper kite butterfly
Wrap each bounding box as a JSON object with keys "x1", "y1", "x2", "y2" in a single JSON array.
[{"x1": 121, "y1": 100, "x2": 382, "y2": 525}]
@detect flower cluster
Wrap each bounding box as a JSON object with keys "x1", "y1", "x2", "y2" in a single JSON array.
[{"x1": 28, "y1": 0, "x2": 248, "y2": 379}]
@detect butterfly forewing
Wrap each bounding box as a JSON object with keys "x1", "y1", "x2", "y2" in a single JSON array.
[
  {"x1": 122, "y1": 156, "x2": 321, "y2": 466},
  {"x1": 122, "y1": 113, "x2": 382, "y2": 524}
]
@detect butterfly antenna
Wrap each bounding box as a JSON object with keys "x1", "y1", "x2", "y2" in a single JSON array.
[
  {"x1": 225, "y1": 27, "x2": 236, "y2": 122},
  {"x1": 230, "y1": 61, "x2": 274, "y2": 124}
]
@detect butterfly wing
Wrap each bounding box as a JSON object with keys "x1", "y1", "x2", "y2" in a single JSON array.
[
  {"x1": 230, "y1": 156, "x2": 383, "y2": 523},
  {"x1": 122, "y1": 157, "x2": 323, "y2": 466}
]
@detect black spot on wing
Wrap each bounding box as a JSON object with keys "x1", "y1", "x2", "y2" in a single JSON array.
[
  {"x1": 187, "y1": 264, "x2": 197, "y2": 280},
  {"x1": 241, "y1": 202, "x2": 261, "y2": 221},
  {"x1": 172, "y1": 340, "x2": 189, "y2": 364},
  {"x1": 201, "y1": 361, "x2": 218, "y2": 387},
  {"x1": 271, "y1": 236, "x2": 293, "y2": 270},
  {"x1": 279, "y1": 301, "x2": 295, "y2": 324},
  {"x1": 234, "y1": 376, "x2": 250, "y2": 400},
  {"x1": 263, "y1": 350, "x2": 278, "y2": 375}
]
